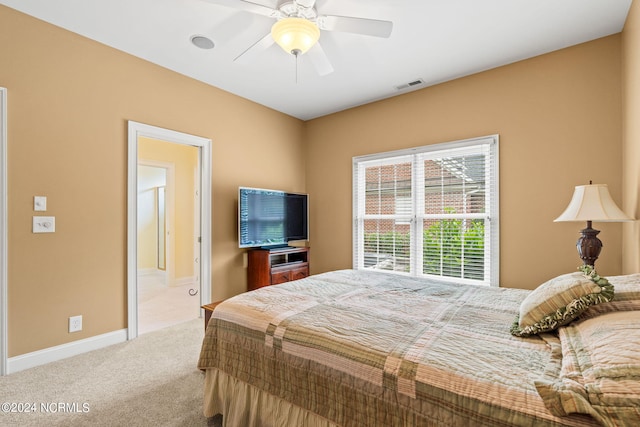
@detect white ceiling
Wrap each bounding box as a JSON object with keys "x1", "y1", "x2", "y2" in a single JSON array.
[{"x1": 0, "y1": 0, "x2": 632, "y2": 120}]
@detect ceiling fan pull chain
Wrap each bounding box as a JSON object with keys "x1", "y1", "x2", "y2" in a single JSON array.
[{"x1": 295, "y1": 50, "x2": 299, "y2": 84}]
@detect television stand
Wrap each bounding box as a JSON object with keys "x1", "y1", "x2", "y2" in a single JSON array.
[
  {"x1": 260, "y1": 245, "x2": 294, "y2": 251},
  {"x1": 247, "y1": 246, "x2": 309, "y2": 291}
]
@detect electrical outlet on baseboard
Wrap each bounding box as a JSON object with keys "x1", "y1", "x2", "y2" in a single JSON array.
[{"x1": 69, "y1": 315, "x2": 82, "y2": 333}]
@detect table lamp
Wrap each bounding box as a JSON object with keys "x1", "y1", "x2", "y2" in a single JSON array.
[{"x1": 554, "y1": 182, "x2": 633, "y2": 266}]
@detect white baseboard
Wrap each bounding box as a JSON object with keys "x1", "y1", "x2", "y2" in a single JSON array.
[
  {"x1": 7, "y1": 328, "x2": 127, "y2": 374},
  {"x1": 138, "y1": 268, "x2": 163, "y2": 276}
]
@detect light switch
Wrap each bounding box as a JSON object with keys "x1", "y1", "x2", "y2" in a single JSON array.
[
  {"x1": 34, "y1": 196, "x2": 47, "y2": 211},
  {"x1": 33, "y1": 216, "x2": 55, "y2": 233}
]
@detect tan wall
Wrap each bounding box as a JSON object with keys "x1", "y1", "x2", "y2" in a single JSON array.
[
  {"x1": 305, "y1": 35, "x2": 624, "y2": 290},
  {"x1": 1, "y1": 6, "x2": 305, "y2": 357},
  {"x1": 623, "y1": 0, "x2": 640, "y2": 273}
]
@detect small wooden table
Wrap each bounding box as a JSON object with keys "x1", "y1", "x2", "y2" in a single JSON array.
[{"x1": 202, "y1": 301, "x2": 224, "y2": 330}]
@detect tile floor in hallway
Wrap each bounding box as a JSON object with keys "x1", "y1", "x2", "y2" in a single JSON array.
[{"x1": 138, "y1": 271, "x2": 201, "y2": 335}]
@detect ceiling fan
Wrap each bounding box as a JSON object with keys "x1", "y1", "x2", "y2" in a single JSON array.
[{"x1": 203, "y1": 0, "x2": 393, "y2": 75}]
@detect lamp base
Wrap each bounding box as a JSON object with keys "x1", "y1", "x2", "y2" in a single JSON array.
[{"x1": 576, "y1": 220, "x2": 602, "y2": 266}]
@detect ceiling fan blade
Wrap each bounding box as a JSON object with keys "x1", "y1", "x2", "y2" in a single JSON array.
[
  {"x1": 201, "y1": 0, "x2": 278, "y2": 18},
  {"x1": 234, "y1": 32, "x2": 275, "y2": 63},
  {"x1": 306, "y1": 42, "x2": 334, "y2": 76},
  {"x1": 318, "y1": 15, "x2": 393, "y2": 38}
]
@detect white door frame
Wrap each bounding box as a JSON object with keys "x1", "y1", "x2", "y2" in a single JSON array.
[
  {"x1": 0, "y1": 88, "x2": 7, "y2": 375},
  {"x1": 127, "y1": 121, "x2": 211, "y2": 340}
]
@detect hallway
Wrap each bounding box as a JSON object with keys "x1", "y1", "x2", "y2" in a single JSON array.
[{"x1": 137, "y1": 271, "x2": 200, "y2": 335}]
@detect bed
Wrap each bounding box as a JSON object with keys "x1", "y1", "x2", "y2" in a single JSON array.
[{"x1": 198, "y1": 268, "x2": 640, "y2": 426}]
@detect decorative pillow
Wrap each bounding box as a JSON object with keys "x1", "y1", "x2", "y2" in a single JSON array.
[
  {"x1": 535, "y1": 311, "x2": 640, "y2": 426},
  {"x1": 510, "y1": 266, "x2": 613, "y2": 337},
  {"x1": 579, "y1": 273, "x2": 640, "y2": 319}
]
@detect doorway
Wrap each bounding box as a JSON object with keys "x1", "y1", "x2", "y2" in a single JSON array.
[
  {"x1": 127, "y1": 121, "x2": 211, "y2": 340},
  {"x1": 137, "y1": 158, "x2": 202, "y2": 334}
]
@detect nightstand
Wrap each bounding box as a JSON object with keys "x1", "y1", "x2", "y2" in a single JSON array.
[{"x1": 202, "y1": 300, "x2": 224, "y2": 330}]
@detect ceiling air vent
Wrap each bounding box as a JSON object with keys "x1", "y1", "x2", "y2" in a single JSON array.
[{"x1": 395, "y1": 79, "x2": 425, "y2": 91}]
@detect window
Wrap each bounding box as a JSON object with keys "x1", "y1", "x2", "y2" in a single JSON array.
[{"x1": 353, "y1": 135, "x2": 499, "y2": 286}]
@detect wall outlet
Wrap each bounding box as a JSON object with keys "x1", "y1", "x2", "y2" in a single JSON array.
[{"x1": 69, "y1": 315, "x2": 82, "y2": 333}]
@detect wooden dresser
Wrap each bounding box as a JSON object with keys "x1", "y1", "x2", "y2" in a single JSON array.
[{"x1": 247, "y1": 246, "x2": 309, "y2": 291}]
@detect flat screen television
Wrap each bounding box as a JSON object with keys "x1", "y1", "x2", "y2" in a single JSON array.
[{"x1": 238, "y1": 187, "x2": 309, "y2": 249}]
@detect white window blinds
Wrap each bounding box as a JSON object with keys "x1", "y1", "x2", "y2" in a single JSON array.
[{"x1": 353, "y1": 135, "x2": 499, "y2": 286}]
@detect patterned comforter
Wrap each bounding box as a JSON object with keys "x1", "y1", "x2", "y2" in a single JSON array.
[{"x1": 198, "y1": 269, "x2": 600, "y2": 426}]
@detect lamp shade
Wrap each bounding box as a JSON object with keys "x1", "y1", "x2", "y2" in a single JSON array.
[
  {"x1": 271, "y1": 17, "x2": 320, "y2": 55},
  {"x1": 554, "y1": 184, "x2": 633, "y2": 222}
]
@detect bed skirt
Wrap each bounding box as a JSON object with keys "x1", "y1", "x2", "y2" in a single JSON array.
[{"x1": 204, "y1": 368, "x2": 339, "y2": 427}]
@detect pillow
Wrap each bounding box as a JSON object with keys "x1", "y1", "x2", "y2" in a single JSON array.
[
  {"x1": 579, "y1": 273, "x2": 640, "y2": 319},
  {"x1": 535, "y1": 311, "x2": 640, "y2": 426},
  {"x1": 510, "y1": 266, "x2": 613, "y2": 337}
]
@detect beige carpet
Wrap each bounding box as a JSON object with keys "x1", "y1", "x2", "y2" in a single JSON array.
[{"x1": 0, "y1": 318, "x2": 207, "y2": 426}]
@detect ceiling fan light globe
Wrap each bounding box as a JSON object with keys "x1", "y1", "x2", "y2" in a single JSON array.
[{"x1": 271, "y1": 17, "x2": 320, "y2": 55}]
